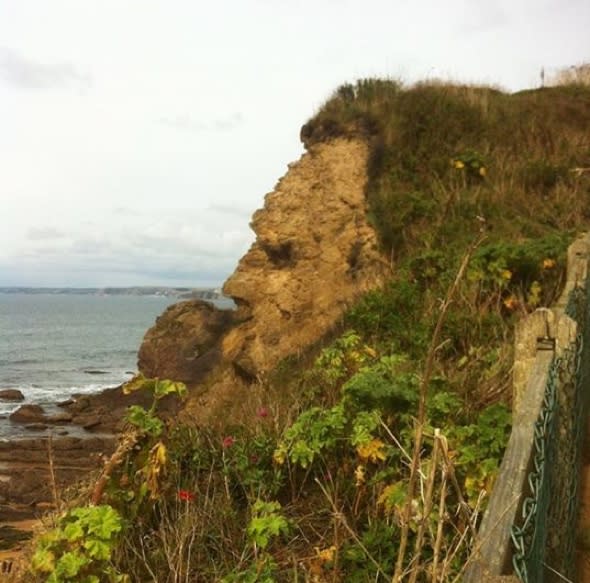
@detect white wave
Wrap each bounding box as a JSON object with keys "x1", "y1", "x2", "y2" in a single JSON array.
[{"x1": 0, "y1": 374, "x2": 135, "y2": 417}]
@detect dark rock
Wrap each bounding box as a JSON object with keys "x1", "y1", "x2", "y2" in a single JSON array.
[
  {"x1": 0, "y1": 525, "x2": 32, "y2": 551},
  {"x1": 24, "y1": 423, "x2": 48, "y2": 431},
  {"x1": 68, "y1": 396, "x2": 91, "y2": 413},
  {"x1": 82, "y1": 416, "x2": 102, "y2": 430},
  {"x1": 9, "y1": 404, "x2": 46, "y2": 424},
  {"x1": 138, "y1": 299, "x2": 235, "y2": 384},
  {"x1": 0, "y1": 389, "x2": 25, "y2": 402}
]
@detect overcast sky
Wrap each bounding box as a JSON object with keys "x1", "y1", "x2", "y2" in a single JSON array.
[{"x1": 1, "y1": 0, "x2": 588, "y2": 287}]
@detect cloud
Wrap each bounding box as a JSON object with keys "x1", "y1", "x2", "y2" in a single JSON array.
[
  {"x1": 159, "y1": 112, "x2": 244, "y2": 132},
  {"x1": 207, "y1": 203, "x2": 254, "y2": 219},
  {"x1": 26, "y1": 227, "x2": 66, "y2": 241},
  {"x1": 454, "y1": 3, "x2": 509, "y2": 36},
  {"x1": 3, "y1": 210, "x2": 254, "y2": 287},
  {"x1": 0, "y1": 47, "x2": 92, "y2": 90}
]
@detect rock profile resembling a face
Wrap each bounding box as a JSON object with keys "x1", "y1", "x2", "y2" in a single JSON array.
[
  {"x1": 222, "y1": 138, "x2": 388, "y2": 381},
  {"x1": 139, "y1": 137, "x2": 388, "y2": 425}
]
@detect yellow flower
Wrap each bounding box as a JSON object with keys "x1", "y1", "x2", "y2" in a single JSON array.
[
  {"x1": 503, "y1": 296, "x2": 519, "y2": 311},
  {"x1": 273, "y1": 448, "x2": 286, "y2": 466},
  {"x1": 316, "y1": 545, "x2": 337, "y2": 564},
  {"x1": 356, "y1": 439, "x2": 387, "y2": 463},
  {"x1": 543, "y1": 258, "x2": 556, "y2": 270},
  {"x1": 479, "y1": 166, "x2": 487, "y2": 177},
  {"x1": 354, "y1": 465, "x2": 366, "y2": 487},
  {"x1": 501, "y1": 269, "x2": 512, "y2": 281},
  {"x1": 453, "y1": 160, "x2": 465, "y2": 169}
]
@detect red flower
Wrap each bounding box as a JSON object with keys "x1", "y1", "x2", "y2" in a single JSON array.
[
  {"x1": 178, "y1": 489, "x2": 195, "y2": 502},
  {"x1": 257, "y1": 407, "x2": 269, "y2": 418},
  {"x1": 222, "y1": 436, "x2": 235, "y2": 448}
]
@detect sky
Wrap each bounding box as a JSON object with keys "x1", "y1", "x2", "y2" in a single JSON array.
[{"x1": 0, "y1": 0, "x2": 588, "y2": 288}]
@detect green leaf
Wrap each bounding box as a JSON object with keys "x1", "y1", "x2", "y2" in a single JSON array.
[
  {"x1": 63, "y1": 521, "x2": 85, "y2": 542},
  {"x1": 31, "y1": 548, "x2": 56, "y2": 573},
  {"x1": 83, "y1": 538, "x2": 111, "y2": 560},
  {"x1": 122, "y1": 373, "x2": 156, "y2": 395},
  {"x1": 153, "y1": 379, "x2": 187, "y2": 400},
  {"x1": 126, "y1": 405, "x2": 163, "y2": 436},
  {"x1": 55, "y1": 550, "x2": 89, "y2": 578},
  {"x1": 84, "y1": 505, "x2": 123, "y2": 540}
]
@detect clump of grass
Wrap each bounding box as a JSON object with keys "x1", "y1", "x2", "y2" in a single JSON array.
[{"x1": 303, "y1": 78, "x2": 590, "y2": 259}]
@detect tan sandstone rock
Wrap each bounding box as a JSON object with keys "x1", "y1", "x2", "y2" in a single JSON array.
[{"x1": 222, "y1": 138, "x2": 388, "y2": 379}]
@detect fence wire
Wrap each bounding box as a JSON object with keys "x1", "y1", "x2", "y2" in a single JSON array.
[{"x1": 511, "y1": 282, "x2": 590, "y2": 582}]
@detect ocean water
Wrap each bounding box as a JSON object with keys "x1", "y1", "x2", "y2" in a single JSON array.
[{"x1": 0, "y1": 293, "x2": 226, "y2": 422}]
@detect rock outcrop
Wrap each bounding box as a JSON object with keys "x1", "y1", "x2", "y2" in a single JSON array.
[
  {"x1": 138, "y1": 299, "x2": 235, "y2": 384},
  {"x1": 138, "y1": 137, "x2": 389, "y2": 424},
  {"x1": 9, "y1": 404, "x2": 46, "y2": 424},
  {"x1": 222, "y1": 138, "x2": 387, "y2": 379},
  {"x1": 0, "y1": 389, "x2": 24, "y2": 402}
]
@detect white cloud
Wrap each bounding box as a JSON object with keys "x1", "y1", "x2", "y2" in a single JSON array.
[
  {"x1": 159, "y1": 112, "x2": 244, "y2": 133},
  {"x1": 0, "y1": 47, "x2": 91, "y2": 90},
  {"x1": 0, "y1": 0, "x2": 588, "y2": 286}
]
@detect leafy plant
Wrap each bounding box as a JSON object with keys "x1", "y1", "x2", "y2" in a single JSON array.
[
  {"x1": 30, "y1": 505, "x2": 126, "y2": 583},
  {"x1": 247, "y1": 500, "x2": 290, "y2": 551}
]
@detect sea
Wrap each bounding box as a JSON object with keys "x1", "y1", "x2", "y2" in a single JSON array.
[{"x1": 0, "y1": 293, "x2": 231, "y2": 438}]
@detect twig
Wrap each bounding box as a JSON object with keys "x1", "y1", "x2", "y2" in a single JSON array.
[
  {"x1": 315, "y1": 478, "x2": 388, "y2": 579},
  {"x1": 431, "y1": 440, "x2": 448, "y2": 582},
  {"x1": 438, "y1": 443, "x2": 478, "y2": 539},
  {"x1": 380, "y1": 419, "x2": 418, "y2": 469},
  {"x1": 448, "y1": 492, "x2": 521, "y2": 583},
  {"x1": 408, "y1": 430, "x2": 440, "y2": 583},
  {"x1": 392, "y1": 234, "x2": 485, "y2": 583},
  {"x1": 47, "y1": 431, "x2": 61, "y2": 512}
]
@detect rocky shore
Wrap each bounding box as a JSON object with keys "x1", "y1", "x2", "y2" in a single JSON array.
[{"x1": 0, "y1": 384, "x2": 161, "y2": 555}]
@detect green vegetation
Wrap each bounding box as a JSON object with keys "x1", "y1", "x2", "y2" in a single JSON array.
[
  {"x1": 30, "y1": 505, "x2": 126, "y2": 583},
  {"x1": 26, "y1": 77, "x2": 590, "y2": 581}
]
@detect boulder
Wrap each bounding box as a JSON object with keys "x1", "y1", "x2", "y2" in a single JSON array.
[
  {"x1": 138, "y1": 299, "x2": 235, "y2": 383},
  {"x1": 9, "y1": 404, "x2": 46, "y2": 424},
  {"x1": 0, "y1": 389, "x2": 25, "y2": 402}
]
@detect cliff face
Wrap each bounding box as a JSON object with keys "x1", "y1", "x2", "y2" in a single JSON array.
[{"x1": 138, "y1": 137, "x2": 388, "y2": 424}]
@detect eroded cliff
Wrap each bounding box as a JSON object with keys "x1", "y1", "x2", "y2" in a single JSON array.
[{"x1": 138, "y1": 137, "x2": 389, "y2": 424}]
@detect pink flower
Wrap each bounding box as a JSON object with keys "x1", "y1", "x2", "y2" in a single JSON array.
[
  {"x1": 222, "y1": 436, "x2": 235, "y2": 448},
  {"x1": 257, "y1": 407, "x2": 269, "y2": 419},
  {"x1": 178, "y1": 489, "x2": 195, "y2": 502}
]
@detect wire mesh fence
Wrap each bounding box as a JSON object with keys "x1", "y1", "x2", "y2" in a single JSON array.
[{"x1": 511, "y1": 281, "x2": 590, "y2": 582}]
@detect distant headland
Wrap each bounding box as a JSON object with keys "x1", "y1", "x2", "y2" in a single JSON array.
[{"x1": 0, "y1": 286, "x2": 223, "y2": 299}]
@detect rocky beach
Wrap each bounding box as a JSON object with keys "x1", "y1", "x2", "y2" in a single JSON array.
[{"x1": 0, "y1": 383, "x2": 165, "y2": 560}]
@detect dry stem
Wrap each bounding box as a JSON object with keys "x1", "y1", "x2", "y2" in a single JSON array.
[{"x1": 392, "y1": 234, "x2": 485, "y2": 583}]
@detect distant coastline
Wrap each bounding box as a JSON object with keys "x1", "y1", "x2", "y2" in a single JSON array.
[{"x1": 0, "y1": 286, "x2": 223, "y2": 300}]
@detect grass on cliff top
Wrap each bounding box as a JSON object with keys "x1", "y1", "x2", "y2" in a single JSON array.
[
  {"x1": 22, "y1": 78, "x2": 590, "y2": 583},
  {"x1": 302, "y1": 78, "x2": 590, "y2": 256}
]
